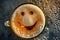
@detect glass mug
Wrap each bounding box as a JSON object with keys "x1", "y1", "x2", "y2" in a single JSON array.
[{"x1": 5, "y1": 4, "x2": 45, "y2": 38}]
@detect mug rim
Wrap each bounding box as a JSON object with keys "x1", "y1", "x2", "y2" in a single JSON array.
[{"x1": 9, "y1": 3, "x2": 46, "y2": 38}]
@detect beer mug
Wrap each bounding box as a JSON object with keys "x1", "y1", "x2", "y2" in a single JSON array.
[{"x1": 5, "y1": 4, "x2": 45, "y2": 38}]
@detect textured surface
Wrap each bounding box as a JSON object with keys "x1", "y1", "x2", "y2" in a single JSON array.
[{"x1": 0, "y1": 0, "x2": 60, "y2": 40}]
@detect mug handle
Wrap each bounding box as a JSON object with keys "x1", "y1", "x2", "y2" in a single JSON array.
[{"x1": 4, "y1": 20, "x2": 10, "y2": 27}]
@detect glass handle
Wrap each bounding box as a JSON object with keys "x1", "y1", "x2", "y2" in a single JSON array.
[{"x1": 4, "y1": 20, "x2": 10, "y2": 27}]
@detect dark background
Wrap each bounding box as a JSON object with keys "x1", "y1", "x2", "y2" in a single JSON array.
[{"x1": 0, "y1": 0, "x2": 60, "y2": 40}]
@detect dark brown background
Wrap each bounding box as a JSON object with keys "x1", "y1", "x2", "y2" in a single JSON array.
[{"x1": 0, "y1": 0, "x2": 60, "y2": 40}]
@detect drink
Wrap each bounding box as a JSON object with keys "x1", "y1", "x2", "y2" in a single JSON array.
[{"x1": 5, "y1": 4, "x2": 45, "y2": 38}]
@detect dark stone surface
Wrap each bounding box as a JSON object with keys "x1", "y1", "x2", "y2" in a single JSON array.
[{"x1": 0, "y1": 0, "x2": 60, "y2": 40}]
